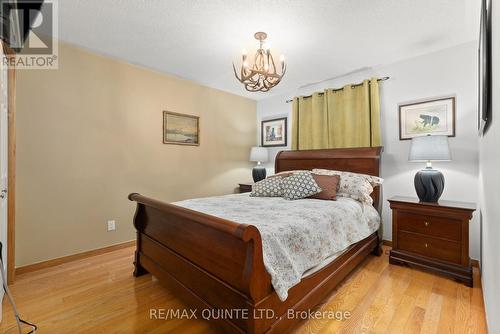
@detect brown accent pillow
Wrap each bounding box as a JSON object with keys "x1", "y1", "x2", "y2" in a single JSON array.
[{"x1": 309, "y1": 174, "x2": 340, "y2": 200}]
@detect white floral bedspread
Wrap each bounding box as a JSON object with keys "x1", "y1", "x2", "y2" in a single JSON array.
[{"x1": 173, "y1": 193, "x2": 380, "y2": 302}]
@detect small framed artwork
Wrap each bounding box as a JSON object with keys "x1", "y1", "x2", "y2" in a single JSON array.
[
  {"x1": 261, "y1": 117, "x2": 287, "y2": 147},
  {"x1": 399, "y1": 97, "x2": 455, "y2": 140},
  {"x1": 163, "y1": 111, "x2": 200, "y2": 146}
]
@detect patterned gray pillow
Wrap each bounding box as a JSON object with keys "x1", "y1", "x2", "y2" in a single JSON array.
[
  {"x1": 250, "y1": 177, "x2": 284, "y2": 197},
  {"x1": 282, "y1": 172, "x2": 322, "y2": 200}
]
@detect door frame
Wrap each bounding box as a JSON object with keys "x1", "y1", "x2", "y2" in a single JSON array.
[{"x1": 2, "y1": 43, "x2": 16, "y2": 284}]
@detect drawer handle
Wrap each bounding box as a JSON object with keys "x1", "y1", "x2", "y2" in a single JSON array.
[
  {"x1": 424, "y1": 243, "x2": 429, "y2": 248},
  {"x1": 424, "y1": 221, "x2": 430, "y2": 227}
]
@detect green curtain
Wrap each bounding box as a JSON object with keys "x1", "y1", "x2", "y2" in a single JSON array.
[{"x1": 291, "y1": 78, "x2": 381, "y2": 150}]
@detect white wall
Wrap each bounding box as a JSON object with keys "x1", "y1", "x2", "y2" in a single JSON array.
[
  {"x1": 257, "y1": 42, "x2": 480, "y2": 259},
  {"x1": 478, "y1": 1, "x2": 500, "y2": 332}
]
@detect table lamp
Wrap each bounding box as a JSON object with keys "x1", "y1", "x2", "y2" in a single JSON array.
[
  {"x1": 249, "y1": 146, "x2": 268, "y2": 182},
  {"x1": 409, "y1": 134, "x2": 451, "y2": 202}
]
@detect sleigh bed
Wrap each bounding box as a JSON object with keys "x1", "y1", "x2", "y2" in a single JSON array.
[{"x1": 129, "y1": 146, "x2": 383, "y2": 333}]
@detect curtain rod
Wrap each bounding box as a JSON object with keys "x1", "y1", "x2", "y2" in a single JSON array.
[{"x1": 285, "y1": 76, "x2": 390, "y2": 103}]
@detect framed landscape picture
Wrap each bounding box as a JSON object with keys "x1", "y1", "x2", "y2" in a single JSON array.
[
  {"x1": 163, "y1": 111, "x2": 200, "y2": 146},
  {"x1": 399, "y1": 97, "x2": 455, "y2": 140},
  {"x1": 261, "y1": 117, "x2": 287, "y2": 147}
]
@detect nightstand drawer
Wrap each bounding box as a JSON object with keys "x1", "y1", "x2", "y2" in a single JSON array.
[
  {"x1": 398, "y1": 231, "x2": 461, "y2": 264},
  {"x1": 398, "y1": 211, "x2": 461, "y2": 241}
]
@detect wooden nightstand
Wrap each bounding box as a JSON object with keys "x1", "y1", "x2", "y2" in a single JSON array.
[
  {"x1": 238, "y1": 183, "x2": 253, "y2": 193},
  {"x1": 388, "y1": 196, "x2": 475, "y2": 286}
]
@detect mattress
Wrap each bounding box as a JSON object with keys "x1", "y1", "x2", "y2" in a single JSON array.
[{"x1": 174, "y1": 193, "x2": 380, "y2": 302}]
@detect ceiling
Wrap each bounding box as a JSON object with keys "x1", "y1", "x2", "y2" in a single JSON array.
[{"x1": 57, "y1": 0, "x2": 480, "y2": 100}]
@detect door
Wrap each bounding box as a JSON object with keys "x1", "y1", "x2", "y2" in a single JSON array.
[{"x1": 0, "y1": 43, "x2": 9, "y2": 320}]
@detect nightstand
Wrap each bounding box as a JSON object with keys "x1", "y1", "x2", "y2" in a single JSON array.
[
  {"x1": 238, "y1": 183, "x2": 253, "y2": 193},
  {"x1": 388, "y1": 196, "x2": 475, "y2": 286}
]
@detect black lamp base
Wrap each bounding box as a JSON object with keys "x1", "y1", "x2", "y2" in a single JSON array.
[
  {"x1": 414, "y1": 167, "x2": 445, "y2": 203},
  {"x1": 252, "y1": 167, "x2": 266, "y2": 183}
]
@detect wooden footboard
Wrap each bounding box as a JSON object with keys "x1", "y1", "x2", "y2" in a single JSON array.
[{"x1": 128, "y1": 193, "x2": 273, "y2": 332}]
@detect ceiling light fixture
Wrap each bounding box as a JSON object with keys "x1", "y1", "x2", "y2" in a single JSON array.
[{"x1": 233, "y1": 32, "x2": 286, "y2": 92}]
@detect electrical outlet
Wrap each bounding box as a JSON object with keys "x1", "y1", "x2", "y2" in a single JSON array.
[{"x1": 107, "y1": 220, "x2": 116, "y2": 231}]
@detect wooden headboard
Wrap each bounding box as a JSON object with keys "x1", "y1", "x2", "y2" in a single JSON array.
[{"x1": 275, "y1": 147, "x2": 383, "y2": 209}]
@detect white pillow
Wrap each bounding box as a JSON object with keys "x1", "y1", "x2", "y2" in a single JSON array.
[{"x1": 312, "y1": 169, "x2": 382, "y2": 204}]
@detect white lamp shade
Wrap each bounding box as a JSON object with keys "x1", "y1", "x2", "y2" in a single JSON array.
[
  {"x1": 409, "y1": 135, "x2": 451, "y2": 161},
  {"x1": 249, "y1": 146, "x2": 268, "y2": 163}
]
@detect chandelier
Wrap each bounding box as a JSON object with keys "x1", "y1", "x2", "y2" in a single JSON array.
[{"x1": 233, "y1": 32, "x2": 286, "y2": 92}]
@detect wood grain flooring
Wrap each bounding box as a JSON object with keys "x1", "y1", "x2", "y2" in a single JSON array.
[{"x1": 0, "y1": 246, "x2": 487, "y2": 334}]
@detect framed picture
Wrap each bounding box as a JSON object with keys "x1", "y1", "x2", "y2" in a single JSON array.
[
  {"x1": 261, "y1": 117, "x2": 287, "y2": 147},
  {"x1": 478, "y1": 0, "x2": 492, "y2": 136},
  {"x1": 399, "y1": 97, "x2": 456, "y2": 140},
  {"x1": 163, "y1": 111, "x2": 200, "y2": 146}
]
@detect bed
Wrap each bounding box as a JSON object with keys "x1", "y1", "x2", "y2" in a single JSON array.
[{"x1": 129, "y1": 146, "x2": 383, "y2": 333}]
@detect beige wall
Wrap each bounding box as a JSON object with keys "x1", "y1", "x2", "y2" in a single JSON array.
[{"x1": 15, "y1": 43, "x2": 256, "y2": 266}]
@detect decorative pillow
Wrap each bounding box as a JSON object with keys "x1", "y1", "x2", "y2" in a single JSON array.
[
  {"x1": 336, "y1": 174, "x2": 374, "y2": 204},
  {"x1": 312, "y1": 169, "x2": 383, "y2": 186},
  {"x1": 249, "y1": 177, "x2": 284, "y2": 197},
  {"x1": 309, "y1": 174, "x2": 340, "y2": 200},
  {"x1": 281, "y1": 172, "x2": 322, "y2": 200},
  {"x1": 312, "y1": 169, "x2": 378, "y2": 204}
]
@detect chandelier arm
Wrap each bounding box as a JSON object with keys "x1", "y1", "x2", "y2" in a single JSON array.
[
  {"x1": 248, "y1": 79, "x2": 259, "y2": 88},
  {"x1": 240, "y1": 70, "x2": 259, "y2": 82},
  {"x1": 238, "y1": 71, "x2": 252, "y2": 82},
  {"x1": 232, "y1": 63, "x2": 243, "y2": 82},
  {"x1": 264, "y1": 79, "x2": 274, "y2": 87},
  {"x1": 245, "y1": 82, "x2": 260, "y2": 92},
  {"x1": 243, "y1": 69, "x2": 281, "y2": 78},
  {"x1": 241, "y1": 62, "x2": 248, "y2": 81},
  {"x1": 249, "y1": 81, "x2": 263, "y2": 92},
  {"x1": 244, "y1": 81, "x2": 256, "y2": 89},
  {"x1": 270, "y1": 53, "x2": 277, "y2": 74},
  {"x1": 269, "y1": 54, "x2": 277, "y2": 75}
]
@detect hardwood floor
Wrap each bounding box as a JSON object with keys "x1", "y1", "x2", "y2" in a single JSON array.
[{"x1": 1, "y1": 246, "x2": 487, "y2": 333}]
